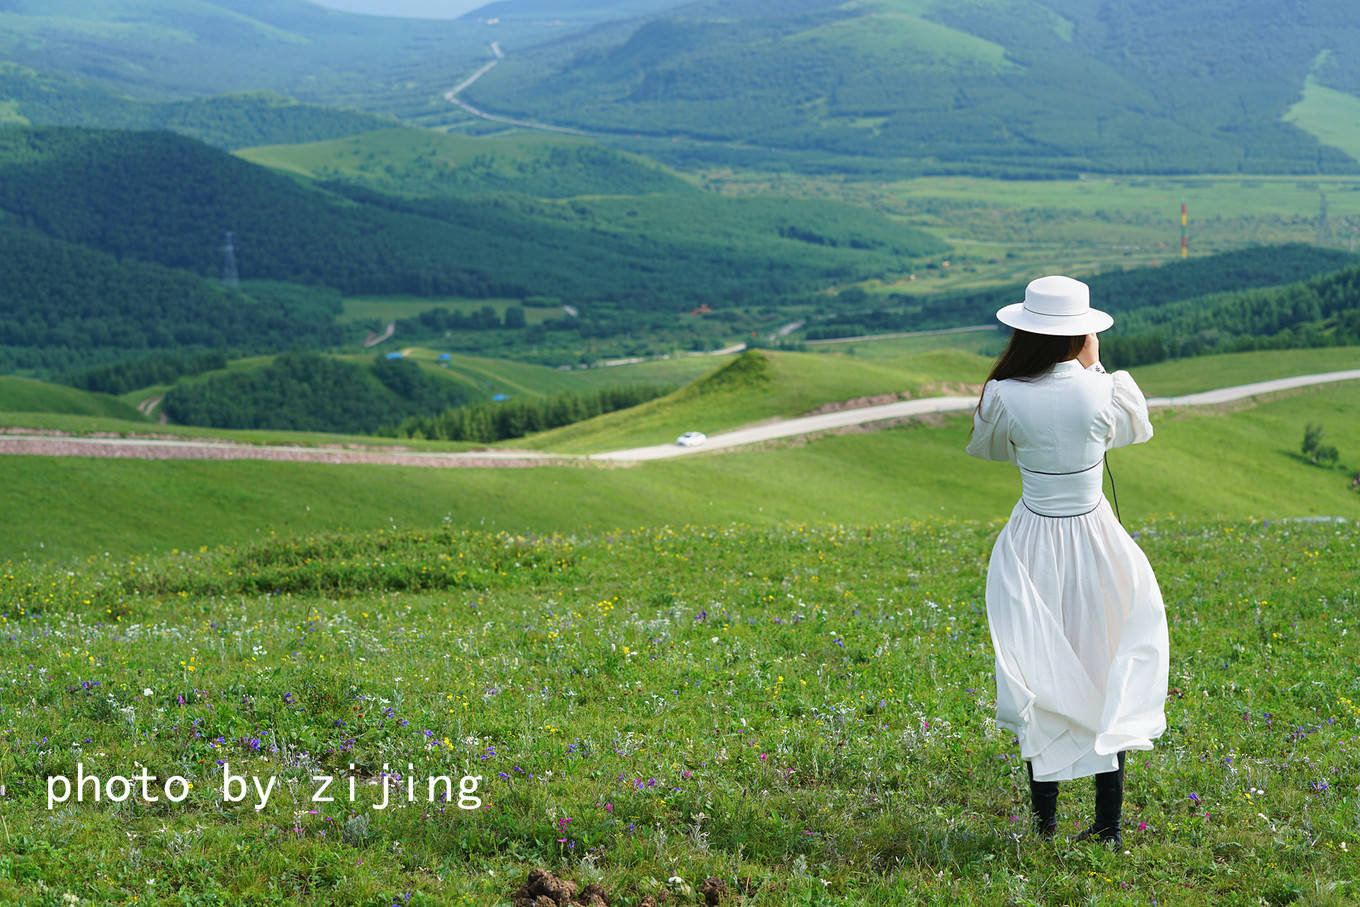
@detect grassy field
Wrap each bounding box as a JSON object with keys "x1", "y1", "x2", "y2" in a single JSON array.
[
  {"x1": 704, "y1": 169, "x2": 1360, "y2": 292},
  {"x1": 1132, "y1": 347, "x2": 1360, "y2": 396},
  {"x1": 1284, "y1": 70, "x2": 1360, "y2": 166},
  {"x1": 0, "y1": 512, "x2": 1354, "y2": 904},
  {"x1": 0, "y1": 376, "x2": 146, "y2": 421},
  {"x1": 2, "y1": 375, "x2": 1357, "y2": 562},
  {"x1": 234, "y1": 126, "x2": 691, "y2": 198},
  {"x1": 804, "y1": 328, "x2": 1006, "y2": 360},
  {"x1": 1, "y1": 347, "x2": 1356, "y2": 903}
]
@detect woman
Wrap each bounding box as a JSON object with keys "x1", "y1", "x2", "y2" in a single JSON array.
[{"x1": 966, "y1": 275, "x2": 1169, "y2": 847}]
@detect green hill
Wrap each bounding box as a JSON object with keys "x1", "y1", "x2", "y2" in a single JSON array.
[
  {"x1": 0, "y1": 376, "x2": 146, "y2": 420},
  {"x1": 513, "y1": 348, "x2": 989, "y2": 453},
  {"x1": 236, "y1": 126, "x2": 694, "y2": 197},
  {"x1": 0, "y1": 0, "x2": 486, "y2": 106},
  {"x1": 0, "y1": 228, "x2": 342, "y2": 374},
  {"x1": 468, "y1": 0, "x2": 1360, "y2": 175},
  {"x1": 0, "y1": 125, "x2": 942, "y2": 306},
  {"x1": 0, "y1": 63, "x2": 396, "y2": 149},
  {"x1": 1, "y1": 370, "x2": 1356, "y2": 561}
]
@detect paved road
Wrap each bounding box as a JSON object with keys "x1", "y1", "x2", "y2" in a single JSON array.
[
  {"x1": 2, "y1": 368, "x2": 1357, "y2": 467},
  {"x1": 1144, "y1": 369, "x2": 1360, "y2": 407},
  {"x1": 589, "y1": 395, "x2": 979, "y2": 462},
  {"x1": 591, "y1": 367, "x2": 1360, "y2": 462}
]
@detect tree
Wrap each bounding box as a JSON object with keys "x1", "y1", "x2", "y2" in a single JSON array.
[{"x1": 1301, "y1": 422, "x2": 1339, "y2": 466}]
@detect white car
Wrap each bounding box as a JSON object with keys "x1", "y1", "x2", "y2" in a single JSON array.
[{"x1": 676, "y1": 431, "x2": 707, "y2": 447}]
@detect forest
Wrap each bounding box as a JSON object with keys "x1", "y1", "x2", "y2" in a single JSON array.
[
  {"x1": 160, "y1": 353, "x2": 473, "y2": 434},
  {"x1": 0, "y1": 63, "x2": 393, "y2": 151},
  {"x1": 392, "y1": 384, "x2": 674, "y2": 443},
  {"x1": 0, "y1": 228, "x2": 342, "y2": 373},
  {"x1": 806, "y1": 245, "x2": 1360, "y2": 340},
  {"x1": 65, "y1": 351, "x2": 230, "y2": 397},
  {"x1": 0, "y1": 126, "x2": 942, "y2": 314},
  {"x1": 1101, "y1": 264, "x2": 1360, "y2": 364}
]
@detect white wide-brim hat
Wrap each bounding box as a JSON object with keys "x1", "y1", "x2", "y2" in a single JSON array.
[{"x1": 995, "y1": 275, "x2": 1113, "y2": 336}]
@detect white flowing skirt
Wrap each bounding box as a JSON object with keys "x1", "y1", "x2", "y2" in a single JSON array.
[{"x1": 986, "y1": 498, "x2": 1169, "y2": 781}]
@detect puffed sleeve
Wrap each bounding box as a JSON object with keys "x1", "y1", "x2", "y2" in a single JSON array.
[
  {"x1": 966, "y1": 380, "x2": 1014, "y2": 462},
  {"x1": 1104, "y1": 369, "x2": 1154, "y2": 449}
]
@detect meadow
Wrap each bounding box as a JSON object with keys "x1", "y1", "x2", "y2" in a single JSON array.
[
  {"x1": 1, "y1": 334, "x2": 1359, "y2": 906},
  {"x1": 0, "y1": 515, "x2": 1354, "y2": 905}
]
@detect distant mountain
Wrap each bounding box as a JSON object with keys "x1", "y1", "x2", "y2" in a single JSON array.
[
  {"x1": 466, "y1": 0, "x2": 691, "y2": 20},
  {"x1": 0, "y1": 0, "x2": 492, "y2": 107},
  {"x1": 466, "y1": 0, "x2": 1360, "y2": 175},
  {"x1": 0, "y1": 63, "x2": 395, "y2": 150}
]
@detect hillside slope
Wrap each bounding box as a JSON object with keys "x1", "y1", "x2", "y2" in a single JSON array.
[
  {"x1": 0, "y1": 125, "x2": 942, "y2": 310},
  {"x1": 468, "y1": 0, "x2": 1360, "y2": 174},
  {"x1": 2, "y1": 375, "x2": 1356, "y2": 560},
  {"x1": 0, "y1": 63, "x2": 396, "y2": 150},
  {"x1": 235, "y1": 126, "x2": 693, "y2": 197},
  {"x1": 0, "y1": 377, "x2": 146, "y2": 421}
]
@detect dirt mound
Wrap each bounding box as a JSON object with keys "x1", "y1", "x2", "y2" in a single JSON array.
[{"x1": 511, "y1": 869, "x2": 609, "y2": 907}]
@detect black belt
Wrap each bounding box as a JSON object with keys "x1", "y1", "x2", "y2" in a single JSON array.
[
  {"x1": 1017, "y1": 461, "x2": 1102, "y2": 476},
  {"x1": 1021, "y1": 499, "x2": 1103, "y2": 519}
]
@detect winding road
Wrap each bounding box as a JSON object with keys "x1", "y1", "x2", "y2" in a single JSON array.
[
  {"x1": 2, "y1": 369, "x2": 1357, "y2": 467},
  {"x1": 443, "y1": 43, "x2": 593, "y2": 137}
]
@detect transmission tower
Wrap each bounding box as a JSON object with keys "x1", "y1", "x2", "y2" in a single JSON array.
[
  {"x1": 221, "y1": 230, "x2": 240, "y2": 289},
  {"x1": 1316, "y1": 193, "x2": 1332, "y2": 246}
]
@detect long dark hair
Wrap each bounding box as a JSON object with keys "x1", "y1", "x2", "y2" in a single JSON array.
[{"x1": 974, "y1": 329, "x2": 1086, "y2": 415}]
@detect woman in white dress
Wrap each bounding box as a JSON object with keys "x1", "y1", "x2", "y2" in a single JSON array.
[{"x1": 966, "y1": 275, "x2": 1170, "y2": 847}]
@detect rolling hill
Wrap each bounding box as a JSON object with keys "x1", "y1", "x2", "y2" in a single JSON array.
[
  {"x1": 235, "y1": 125, "x2": 693, "y2": 197},
  {"x1": 0, "y1": 376, "x2": 146, "y2": 421},
  {"x1": 0, "y1": 62, "x2": 397, "y2": 150},
  {"x1": 0, "y1": 123, "x2": 950, "y2": 372},
  {"x1": 1, "y1": 348, "x2": 1356, "y2": 561},
  {"x1": 466, "y1": 0, "x2": 1360, "y2": 175}
]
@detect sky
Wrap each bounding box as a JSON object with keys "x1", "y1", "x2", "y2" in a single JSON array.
[{"x1": 306, "y1": 0, "x2": 488, "y2": 18}]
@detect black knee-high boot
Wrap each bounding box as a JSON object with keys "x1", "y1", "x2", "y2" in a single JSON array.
[
  {"x1": 1027, "y1": 761, "x2": 1058, "y2": 837},
  {"x1": 1072, "y1": 751, "x2": 1125, "y2": 847}
]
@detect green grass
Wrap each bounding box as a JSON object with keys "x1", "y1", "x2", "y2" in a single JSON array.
[
  {"x1": 1284, "y1": 58, "x2": 1360, "y2": 165},
  {"x1": 0, "y1": 411, "x2": 482, "y2": 452},
  {"x1": 0, "y1": 376, "x2": 146, "y2": 421},
  {"x1": 705, "y1": 168, "x2": 1360, "y2": 293},
  {"x1": 799, "y1": 0, "x2": 1014, "y2": 71},
  {"x1": 0, "y1": 512, "x2": 1354, "y2": 904},
  {"x1": 1132, "y1": 346, "x2": 1360, "y2": 396},
  {"x1": 235, "y1": 125, "x2": 692, "y2": 198},
  {"x1": 514, "y1": 349, "x2": 991, "y2": 454},
  {"x1": 2, "y1": 377, "x2": 1357, "y2": 563},
  {"x1": 804, "y1": 328, "x2": 1007, "y2": 360}
]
